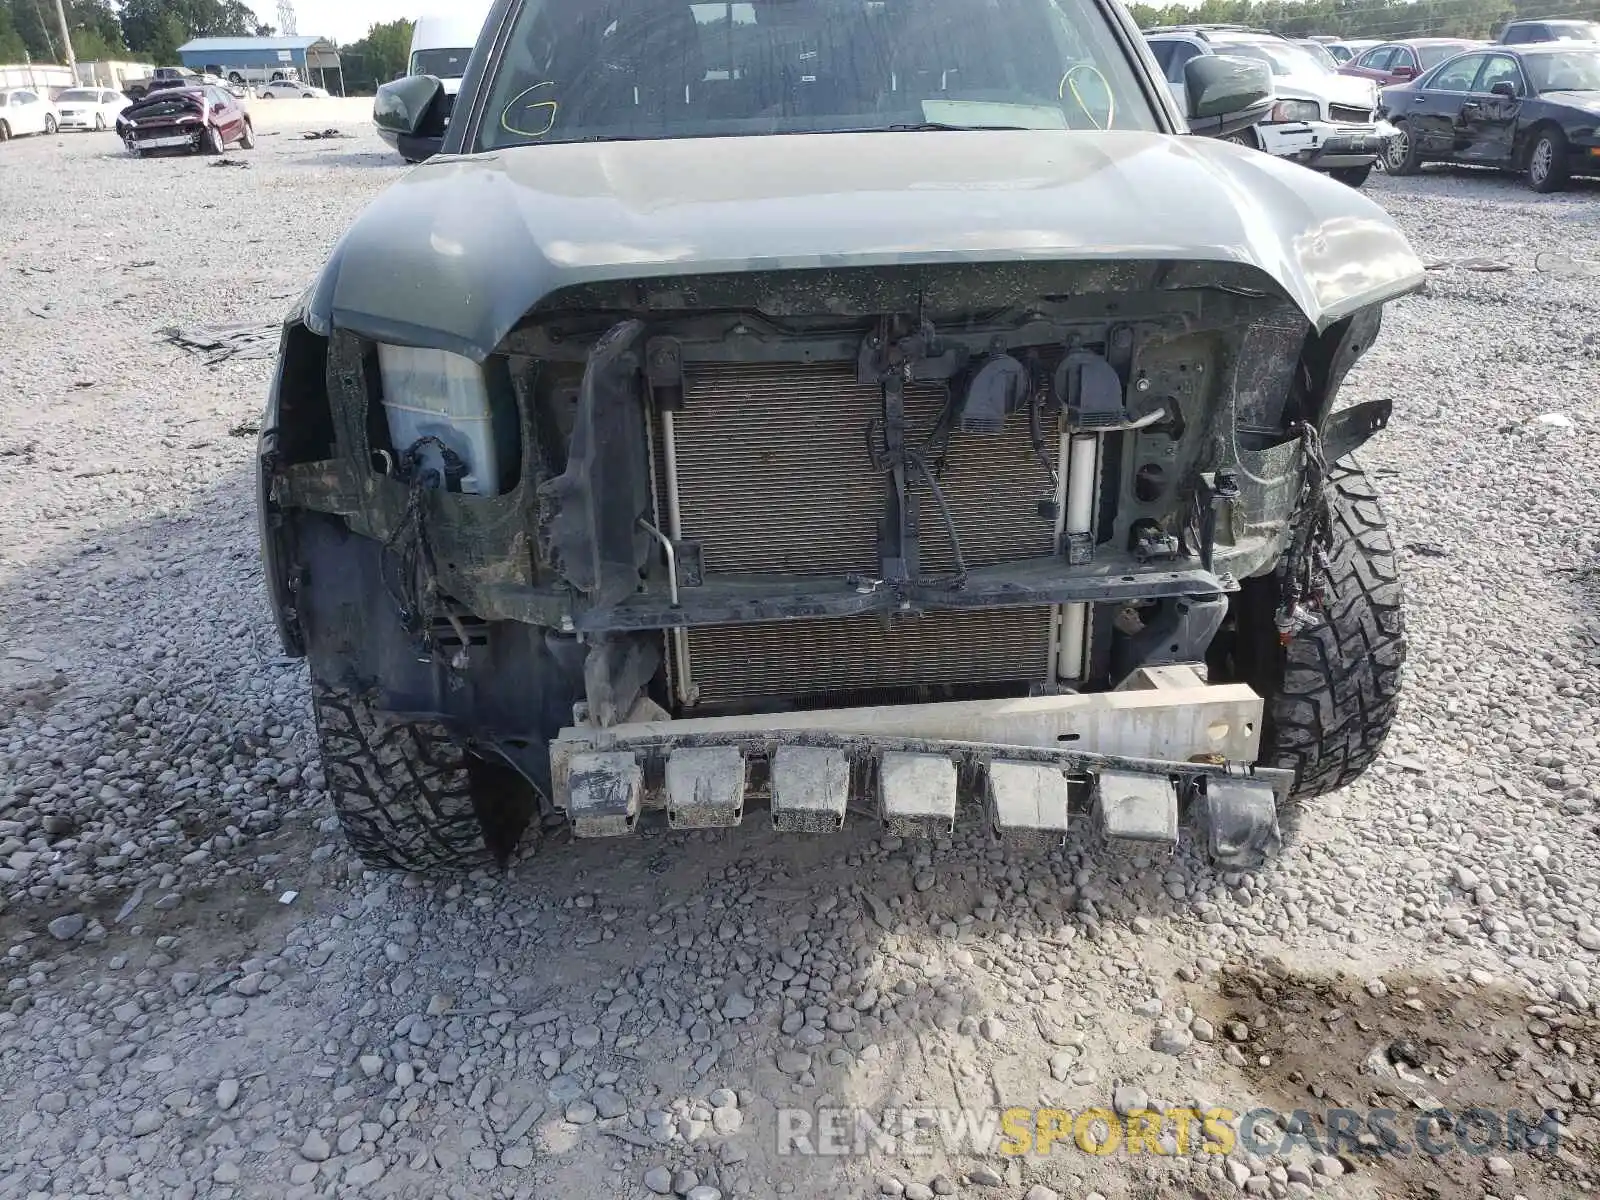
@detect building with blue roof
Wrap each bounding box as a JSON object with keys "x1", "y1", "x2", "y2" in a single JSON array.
[{"x1": 176, "y1": 36, "x2": 344, "y2": 93}]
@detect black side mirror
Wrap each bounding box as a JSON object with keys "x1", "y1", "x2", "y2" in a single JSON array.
[
  {"x1": 1490, "y1": 80, "x2": 1517, "y2": 98},
  {"x1": 374, "y1": 74, "x2": 445, "y2": 139},
  {"x1": 1184, "y1": 55, "x2": 1275, "y2": 137}
]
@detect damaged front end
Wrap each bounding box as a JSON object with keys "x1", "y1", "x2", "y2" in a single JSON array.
[{"x1": 261, "y1": 241, "x2": 1409, "y2": 865}]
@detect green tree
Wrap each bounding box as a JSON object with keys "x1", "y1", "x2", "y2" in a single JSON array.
[
  {"x1": 120, "y1": 0, "x2": 259, "y2": 62},
  {"x1": 67, "y1": 0, "x2": 128, "y2": 59},
  {"x1": 0, "y1": 5, "x2": 26, "y2": 62},
  {"x1": 342, "y1": 18, "x2": 415, "y2": 93}
]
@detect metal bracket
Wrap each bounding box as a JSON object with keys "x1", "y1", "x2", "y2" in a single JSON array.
[
  {"x1": 1094, "y1": 769, "x2": 1178, "y2": 844},
  {"x1": 878, "y1": 752, "x2": 957, "y2": 838},
  {"x1": 645, "y1": 336, "x2": 684, "y2": 411},
  {"x1": 1199, "y1": 775, "x2": 1282, "y2": 868},
  {"x1": 1320, "y1": 398, "x2": 1393, "y2": 464},
  {"x1": 566, "y1": 751, "x2": 642, "y2": 837},
  {"x1": 676, "y1": 540, "x2": 704, "y2": 587},
  {"x1": 1063, "y1": 530, "x2": 1095, "y2": 566}
]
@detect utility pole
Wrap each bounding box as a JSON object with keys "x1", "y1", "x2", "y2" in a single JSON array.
[{"x1": 51, "y1": 0, "x2": 76, "y2": 71}]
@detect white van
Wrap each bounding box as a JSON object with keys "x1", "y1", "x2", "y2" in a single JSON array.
[
  {"x1": 378, "y1": 7, "x2": 492, "y2": 161},
  {"x1": 407, "y1": 9, "x2": 492, "y2": 101}
]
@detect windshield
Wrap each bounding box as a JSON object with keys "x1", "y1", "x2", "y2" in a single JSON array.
[
  {"x1": 1210, "y1": 37, "x2": 1329, "y2": 76},
  {"x1": 477, "y1": 0, "x2": 1159, "y2": 150},
  {"x1": 1296, "y1": 41, "x2": 1338, "y2": 70},
  {"x1": 1547, "y1": 21, "x2": 1600, "y2": 40},
  {"x1": 412, "y1": 47, "x2": 475, "y2": 78},
  {"x1": 1418, "y1": 43, "x2": 1474, "y2": 68},
  {"x1": 1526, "y1": 48, "x2": 1600, "y2": 91},
  {"x1": 58, "y1": 89, "x2": 101, "y2": 101}
]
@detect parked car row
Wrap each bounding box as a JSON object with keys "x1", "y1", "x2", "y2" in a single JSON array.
[
  {"x1": 1146, "y1": 20, "x2": 1600, "y2": 193},
  {"x1": 0, "y1": 88, "x2": 60, "y2": 139},
  {"x1": 1144, "y1": 25, "x2": 1393, "y2": 187},
  {"x1": 2, "y1": 72, "x2": 333, "y2": 150}
]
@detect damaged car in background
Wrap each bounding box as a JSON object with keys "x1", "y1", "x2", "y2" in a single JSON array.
[
  {"x1": 257, "y1": 0, "x2": 1425, "y2": 874},
  {"x1": 117, "y1": 83, "x2": 255, "y2": 156}
]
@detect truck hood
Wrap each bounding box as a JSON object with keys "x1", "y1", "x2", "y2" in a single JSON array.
[
  {"x1": 305, "y1": 129, "x2": 1425, "y2": 361},
  {"x1": 1277, "y1": 70, "x2": 1379, "y2": 109}
]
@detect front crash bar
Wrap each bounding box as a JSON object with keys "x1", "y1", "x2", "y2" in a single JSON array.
[
  {"x1": 549, "y1": 729, "x2": 1291, "y2": 866},
  {"x1": 543, "y1": 557, "x2": 1227, "y2": 634},
  {"x1": 552, "y1": 729, "x2": 1293, "y2": 804}
]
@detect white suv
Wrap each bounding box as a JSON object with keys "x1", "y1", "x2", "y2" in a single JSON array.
[{"x1": 1144, "y1": 25, "x2": 1396, "y2": 186}]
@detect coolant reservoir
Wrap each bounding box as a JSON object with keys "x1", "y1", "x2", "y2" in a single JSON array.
[{"x1": 376, "y1": 344, "x2": 510, "y2": 496}]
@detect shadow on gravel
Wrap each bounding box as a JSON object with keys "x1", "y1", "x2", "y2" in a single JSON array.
[{"x1": 0, "y1": 453, "x2": 1393, "y2": 1198}]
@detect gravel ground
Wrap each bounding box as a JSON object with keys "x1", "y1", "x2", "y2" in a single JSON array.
[{"x1": 1, "y1": 118, "x2": 1598, "y2": 1200}]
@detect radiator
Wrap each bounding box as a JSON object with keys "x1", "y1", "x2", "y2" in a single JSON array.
[{"x1": 658, "y1": 360, "x2": 1061, "y2": 707}]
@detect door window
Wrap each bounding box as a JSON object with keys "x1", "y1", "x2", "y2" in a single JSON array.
[
  {"x1": 1358, "y1": 47, "x2": 1395, "y2": 70},
  {"x1": 1429, "y1": 53, "x2": 1485, "y2": 91},
  {"x1": 1475, "y1": 55, "x2": 1523, "y2": 95},
  {"x1": 1164, "y1": 41, "x2": 1200, "y2": 84},
  {"x1": 1391, "y1": 47, "x2": 1418, "y2": 73},
  {"x1": 1147, "y1": 39, "x2": 1176, "y2": 75}
]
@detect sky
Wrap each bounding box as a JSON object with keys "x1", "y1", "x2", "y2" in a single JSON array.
[{"x1": 249, "y1": 1, "x2": 422, "y2": 45}]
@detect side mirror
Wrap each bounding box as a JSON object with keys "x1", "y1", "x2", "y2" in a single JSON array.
[
  {"x1": 1490, "y1": 80, "x2": 1517, "y2": 98},
  {"x1": 374, "y1": 74, "x2": 445, "y2": 139},
  {"x1": 1184, "y1": 55, "x2": 1275, "y2": 137},
  {"x1": 1392, "y1": 65, "x2": 1417, "y2": 80}
]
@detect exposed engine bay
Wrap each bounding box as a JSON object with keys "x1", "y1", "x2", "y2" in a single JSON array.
[{"x1": 270, "y1": 258, "x2": 1386, "y2": 725}]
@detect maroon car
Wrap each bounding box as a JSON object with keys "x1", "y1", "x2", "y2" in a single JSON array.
[
  {"x1": 1339, "y1": 38, "x2": 1485, "y2": 85},
  {"x1": 116, "y1": 85, "x2": 255, "y2": 156}
]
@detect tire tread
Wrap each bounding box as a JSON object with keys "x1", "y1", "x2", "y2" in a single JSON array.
[
  {"x1": 1258, "y1": 461, "x2": 1406, "y2": 800},
  {"x1": 312, "y1": 682, "x2": 509, "y2": 871}
]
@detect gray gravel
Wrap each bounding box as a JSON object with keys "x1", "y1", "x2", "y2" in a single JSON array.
[{"x1": 2, "y1": 122, "x2": 1599, "y2": 1200}]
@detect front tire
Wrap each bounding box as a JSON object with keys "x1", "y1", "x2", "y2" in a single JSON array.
[
  {"x1": 239, "y1": 120, "x2": 255, "y2": 150},
  {"x1": 0, "y1": 120, "x2": 10, "y2": 141},
  {"x1": 1328, "y1": 164, "x2": 1373, "y2": 188},
  {"x1": 203, "y1": 123, "x2": 225, "y2": 154},
  {"x1": 44, "y1": 115, "x2": 57, "y2": 135},
  {"x1": 312, "y1": 682, "x2": 537, "y2": 871},
  {"x1": 1384, "y1": 120, "x2": 1421, "y2": 175},
  {"x1": 94, "y1": 114, "x2": 106, "y2": 131},
  {"x1": 1213, "y1": 461, "x2": 1405, "y2": 802},
  {"x1": 1527, "y1": 127, "x2": 1570, "y2": 193}
]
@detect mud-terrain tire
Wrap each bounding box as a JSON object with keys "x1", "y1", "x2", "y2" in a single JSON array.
[
  {"x1": 1216, "y1": 461, "x2": 1405, "y2": 802},
  {"x1": 312, "y1": 682, "x2": 536, "y2": 871}
]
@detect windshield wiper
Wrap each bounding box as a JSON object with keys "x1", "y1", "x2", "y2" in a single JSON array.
[{"x1": 883, "y1": 121, "x2": 1036, "y2": 132}]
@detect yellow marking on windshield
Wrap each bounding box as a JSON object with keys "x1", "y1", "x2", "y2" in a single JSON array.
[
  {"x1": 502, "y1": 81, "x2": 559, "y2": 138},
  {"x1": 1061, "y1": 63, "x2": 1114, "y2": 130}
]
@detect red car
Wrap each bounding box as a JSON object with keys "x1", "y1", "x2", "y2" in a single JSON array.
[
  {"x1": 1339, "y1": 38, "x2": 1485, "y2": 85},
  {"x1": 116, "y1": 85, "x2": 255, "y2": 157}
]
